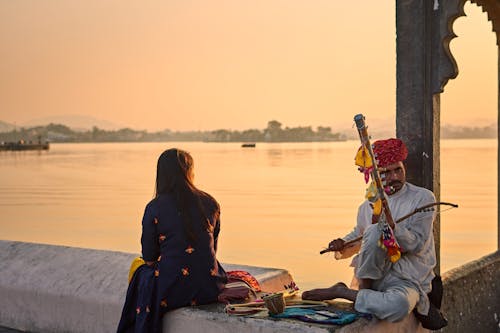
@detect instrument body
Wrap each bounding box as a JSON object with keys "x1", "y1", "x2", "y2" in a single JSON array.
[{"x1": 353, "y1": 114, "x2": 401, "y2": 262}]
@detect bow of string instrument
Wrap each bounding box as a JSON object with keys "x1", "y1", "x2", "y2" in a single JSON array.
[{"x1": 319, "y1": 201, "x2": 458, "y2": 255}]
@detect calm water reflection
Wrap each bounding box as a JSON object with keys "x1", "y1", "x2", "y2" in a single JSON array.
[{"x1": 0, "y1": 140, "x2": 496, "y2": 290}]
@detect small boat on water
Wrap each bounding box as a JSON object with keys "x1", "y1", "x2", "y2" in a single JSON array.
[
  {"x1": 0, "y1": 140, "x2": 50, "y2": 151},
  {"x1": 241, "y1": 143, "x2": 256, "y2": 148}
]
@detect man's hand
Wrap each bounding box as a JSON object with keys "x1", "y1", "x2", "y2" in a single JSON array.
[{"x1": 328, "y1": 238, "x2": 345, "y2": 251}]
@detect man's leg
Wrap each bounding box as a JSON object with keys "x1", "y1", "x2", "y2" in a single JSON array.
[
  {"x1": 301, "y1": 282, "x2": 358, "y2": 301},
  {"x1": 302, "y1": 224, "x2": 387, "y2": 302},
  {"x1": 354, "y1": 282, "x2": 419, "y2": 322},
  {"x1": 303, "y1": 277, "x2": 420, "y2": 323},
  {"x1": 355, "y1": 224, "x2": 390, "y2": 281}
]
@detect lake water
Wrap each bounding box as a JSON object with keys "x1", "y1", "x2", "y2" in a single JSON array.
[{"x1": 0, "y1": 139, "x2": 497, "y2": 291}]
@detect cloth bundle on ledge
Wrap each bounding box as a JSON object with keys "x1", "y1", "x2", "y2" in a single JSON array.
[{"x1": 271, "y1": 306, "x2": 363, "y2": 325}]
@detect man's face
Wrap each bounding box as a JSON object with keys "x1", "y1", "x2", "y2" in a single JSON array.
[{"x1": 380, "y1": 161, "x2": 406, "y2": 195}]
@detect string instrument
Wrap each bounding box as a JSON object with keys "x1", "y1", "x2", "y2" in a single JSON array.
[
  {"x1": 353, "y1": 114, "x2": 403, "y2": 262},
  {"x1": 319, "y1": 202, "x2": 458, "y2": 254}
]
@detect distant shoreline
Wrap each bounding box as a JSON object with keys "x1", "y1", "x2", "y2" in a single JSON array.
[
  {"x1": 0, "y1": 121, "x2": 347, "y2": 144},
  {"x1": 0, "y1": 121, "x2": 497, "y2": 143}
]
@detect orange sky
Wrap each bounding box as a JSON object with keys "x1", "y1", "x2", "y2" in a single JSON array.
[{"x1": 0, "y1": 1, "x2": 497, "y2": 131}]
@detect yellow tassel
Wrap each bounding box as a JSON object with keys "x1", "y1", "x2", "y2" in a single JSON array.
[
  {"x1": 355, "y1": 146, "x2": 373, "y2": 168},
  {"x1": 365, "y1": 182, "x2": 378, "y2": 201},
  {"x1": 372, "y1": 199, "x2": 382, "y2": 215},
  {"x1": 390, "y1": 251, "x2": 401, "y2": 263}
]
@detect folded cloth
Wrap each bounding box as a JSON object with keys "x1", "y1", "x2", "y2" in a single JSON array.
[
  {"x1": 270, "y1": 307, "x2": 362, "y2": 325},
  {"x1": 218, "y1": 270, "x2": 261, "y2": 304},
  {"x1": 226, "y1": 270, "x2": 262, "y2": 292}
]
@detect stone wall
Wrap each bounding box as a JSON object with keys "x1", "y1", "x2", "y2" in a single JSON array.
[
  {"x1": 0, "y1": 240, "x2": 293, "y2": 333},
  {"x1": 1, "y1": 240, "x2": 496, "y2": 332},
  {"x1": 440, "y1": 250, "x2": 500, "y2": 333}
]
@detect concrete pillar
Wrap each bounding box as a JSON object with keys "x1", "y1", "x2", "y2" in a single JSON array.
[{"x1": 396, "y1": 0, "x2": 441, "y2": 274}]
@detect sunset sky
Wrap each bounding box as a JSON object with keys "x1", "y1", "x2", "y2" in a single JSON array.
[{"x1": 0, "y1": 1, "x2": 497, "y2": 131}]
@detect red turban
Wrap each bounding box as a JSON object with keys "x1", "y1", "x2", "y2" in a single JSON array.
[{"x1": 372, "y1": 138, "x2": 408, "y2": 167}]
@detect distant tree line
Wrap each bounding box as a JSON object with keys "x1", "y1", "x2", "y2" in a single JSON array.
[
  {"x1": 0, "y1": 120, "x2": 345, "y2": 143},
  {"x1": 1, "y1": 121, "x2": 495, "y2": 144},
  {"x1": 207, "y1": 120, "x2": 344, "y2": 142},
  {"x1": 441, "y1": 125, "x2": 497, "y2": 139}
]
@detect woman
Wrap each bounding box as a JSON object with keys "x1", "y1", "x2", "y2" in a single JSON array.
[{"x1": 117, "y1": 148, "x2": 227, "y2": 333}]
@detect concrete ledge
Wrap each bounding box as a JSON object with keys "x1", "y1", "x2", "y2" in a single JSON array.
[
  {"x1": 0, "y1": 240, "x2": 429, "y2": 333},
  {"x1": 161, "y1": 303, "x2": 426, "y2": 333},
  {"x1": 0, "y1": 240, "x2": 293, "y2": 333}
]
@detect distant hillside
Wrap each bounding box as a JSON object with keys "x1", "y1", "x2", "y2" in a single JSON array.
[
  {"x1": 0, "y1": 120, "x2": 15, "y2": 132},
  {"x1": 1, "y1": 117, "x2": 497, "y2": 140},
  {"x1": 441, "y1": 124, "x2": 497, "y2": 139},
  {"x1": 330, "y1": 117, "x2": 396, "y2": 140},
  {"x1": 0, "y1": 120, "x2": 345, "y2": 143},
  {"x1": 20, "y1": 115, "x2": 126, "y2": 131},
  {"x1": 337, "y1": 122, "x2": 497, "y2": 140}
]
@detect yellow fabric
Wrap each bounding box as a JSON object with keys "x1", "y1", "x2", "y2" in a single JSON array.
[
  {"x1": 389, "y1": 252, "x2": 401, "y2": 263},
  {"x1": 372, "y1": 199, "x2": 382, "y2": 215},
  {"x1": 364, "y1": 182, "x2": 382, "y2": 215},
  {"x1": 364, "y1": 182, "x2": 378, "y2": 201},
  {"x1": 128, "y1": 257, "x2": 146, "y2": 283},
  {"x1": 354, "y1": 146, "x2": 372, "y2": 168}
]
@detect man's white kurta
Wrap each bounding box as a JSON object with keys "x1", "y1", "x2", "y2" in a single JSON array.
[{"x1": 341, "y1": 182, "x2": 437, "y2": 317}]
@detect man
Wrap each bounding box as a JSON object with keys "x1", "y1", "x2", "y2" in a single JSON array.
[{"x1": 302, "y1": 138, "x2": 445, "y2": 327}]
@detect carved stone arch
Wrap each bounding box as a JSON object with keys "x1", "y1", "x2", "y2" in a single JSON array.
[
  {"x1": 396, "y1": 0, "x2": 500, "y2": 272},
  {"x1": 433, "y1": 0, "x2": 466, "y2": 94},
  {"x1": 469, "y1": 0, "x2": 500, "y2": 44},
  {"x1": 435, "y1": 0, "x2": 500, "y2": 93}
]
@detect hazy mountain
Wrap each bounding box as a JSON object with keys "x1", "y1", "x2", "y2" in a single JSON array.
[
  {"x1": 20, "y1": 115, "x2": 127, "y2": 131},
  {"x1": 441, "y1": 123, "x2": 497, "y2": 139},
  {"x1": 332, "y1": 117, "x2": 497, "y2": 140},
  {"x1": 0, "y1": 120, "x2": 15, "y2": 132},
  {"x1": 330, "y1": 116, "x2": 396, "y2": 140},
  {"x1": 2, "y1": 114, "x2": 497, "y2": 138}
]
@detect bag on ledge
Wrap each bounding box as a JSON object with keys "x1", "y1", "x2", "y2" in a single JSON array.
[
  {"x1": 217, "y1": 270, "x2": 260, "y2": 304},
  {"x1": 414, "y1": 275, "x2": 448, "y2": 330}
]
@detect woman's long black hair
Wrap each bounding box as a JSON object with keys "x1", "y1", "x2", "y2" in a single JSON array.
[{"x1": 155, "y1": 148, "x2": 214, "y2": 242}]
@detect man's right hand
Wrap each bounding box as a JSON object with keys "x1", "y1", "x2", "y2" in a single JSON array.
[{"x1": 328, "y1": 238, "x2": 345, "y2": 251}]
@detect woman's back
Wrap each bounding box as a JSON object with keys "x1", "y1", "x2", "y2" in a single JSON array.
[
  {"x1": 141, "y1": 193, "x2": 226, "y2": 309},
  {"x1": 117, "y1": 149, "x2": 227, "y2": 333}
]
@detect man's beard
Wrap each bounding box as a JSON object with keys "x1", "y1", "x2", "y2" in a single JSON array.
[{"x1": 387, "y1": 181, "x2": 404, "y2": 194}]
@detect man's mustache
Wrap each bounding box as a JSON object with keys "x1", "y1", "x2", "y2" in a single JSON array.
[{"x1": 389, "y1": 181, "x2": 403, "y2": 187}]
